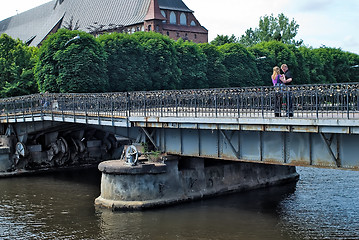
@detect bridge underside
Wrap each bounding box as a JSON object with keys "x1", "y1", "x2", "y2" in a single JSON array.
[{"x1": 153, "y1": 128, "x2": 357, "y2": 169}]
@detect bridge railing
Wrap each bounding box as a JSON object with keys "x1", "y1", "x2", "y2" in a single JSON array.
[{"x1": 0, "y1": 83, "x2": 358, "y2": 120}]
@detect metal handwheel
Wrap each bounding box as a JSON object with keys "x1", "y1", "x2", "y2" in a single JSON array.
[
  {"x1": 15, "y1": 142, "x2": 27, "y2": 157},
  {"x1": 125, "y1": 145, "x2": 138, "y2": 165}
]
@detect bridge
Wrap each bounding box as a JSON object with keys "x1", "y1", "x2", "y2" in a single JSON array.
[{"x1": 0, "y1": 82, "x2": 359, "y2": 175}]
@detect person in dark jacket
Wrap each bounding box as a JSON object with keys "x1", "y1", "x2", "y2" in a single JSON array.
[{"x1": 281, "y1": 64, "x2": 293, "y2": 117}]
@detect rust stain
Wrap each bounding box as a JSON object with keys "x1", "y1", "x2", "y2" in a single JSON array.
[
  {"x1": 291, "y1": 125, "x2": 318, "y2": 133},
  {"x1": 241, "y1": 125, "x2": 264, "y2": 131},
  {"x1": 264, "y1": 125, "x2": 290, "y2": 132}
]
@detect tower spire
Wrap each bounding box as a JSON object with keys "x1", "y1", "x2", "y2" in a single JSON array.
[{"x1": 144, "y1": 0, "x2": 166, "y2": 21}]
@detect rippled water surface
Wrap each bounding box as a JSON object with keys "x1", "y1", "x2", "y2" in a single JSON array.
[{"x1": 0, "y1": 167, "x2": 358, "y2": 240}]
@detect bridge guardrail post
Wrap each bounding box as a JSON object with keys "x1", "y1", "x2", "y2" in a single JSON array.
[
  {"x1": 127, "y1": 92, "x2": 131, "y2": 117},
  {"x1": 144, "y1": 94, "x2": 147, "y2": 117},
  {"x1": 97, "y1": 96, "x2": 101, "y2": 124},
  {"x1": 176, "y1": 95, "x2": 178, "y2": 118},
  {"x1": 346, "y1": 84, "x2": 350, "y2": 119},
  {"x1": 30, "y1": 100, "x2": 34, "y2": 122},
  {"x1": 261, "y1": 87, "x2": 264, "y2": 118},
  {"x1": 237, "y1": 92, "x2": 240, "y2": 118},
  {"x1": 22, "y1": 101, "x2": 25, "y2": 122},
  {"x1": 161, "y1": 92, "x2": 164, "y2": 118},
  {"x1": 315, "y1": 87, "x2": 319, "y2": 119},
  {"x1": 73, "y1": 94, "x2": 76, "y2": 123},
  {"x1": 85, "y1": 95, "x2": 88, "y2": 124},
  {"x1": 195, "y1": 92, "x2": 197, "y2": 118},
  {"x1": 215, "y1": 94, "x2": 218, "y2": 118},
  {"x1": 111, "y1": 96, "x2": 114, "y2": 125},
  {"x1": 6, "y1": 102, "x2": 9, "y2": 122},
  {"x1": 13, "y1": 102, "x2": 16, "y2": 122}
]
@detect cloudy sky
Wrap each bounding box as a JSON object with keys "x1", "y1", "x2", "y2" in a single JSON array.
[{"x1": 0, "y1": 0, "x2": 358, "y2": 54}]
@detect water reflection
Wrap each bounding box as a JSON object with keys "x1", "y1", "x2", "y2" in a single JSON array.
[
  {"x1": 1, "y1": 167, "x2": 359, "y2": 239},
  {"x1": 95, "y1": 182, "x2": 297, "y2": 240},
  {"x1": 0, "y1": 168, "x2": 102, "y2": 240}
]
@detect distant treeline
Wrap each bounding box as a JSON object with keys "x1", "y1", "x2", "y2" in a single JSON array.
[{"x1": 0, "y1": 29, "x2": 358, "y2": 97}]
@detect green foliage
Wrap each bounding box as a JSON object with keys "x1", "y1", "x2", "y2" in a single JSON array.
[
  {"x1": 240, "y1": 13, "x2": 302, "y2": 47},
  {"x1": 0, "y1": 34, "x2": 38, "y2": 97},
  {"x1": 298, "y1": 46, "x2": 327, "y2": 84},
  {"x1": 132, "y1": 32, "x2": 180, "y2": 90},
  {"x1": 219, "y1": 43, "x2": 261, "y2": 87},
  {"x1": 238, "y1": 28, "x2": 260, "y2": 48},
  {"x1": 98, "y1": 33, "x2": 149, "y2": 92},
  {"x1": 1, "y1": 26, "x2": 359, "y2": 99},
  {"x1": 35, "y1": 29, "x2": 108, "y2": 93},
  {"x1": 310, "y1": 47, "x2": 359, "y2": 84},
  {"x1": 249, "y1": 41, "x2": 298, "y2": 85},
  {"x1": 286, "y1": 44, "x2": 310, "y2": 84},
  {"x1": 175, "y1": 39, "x2": 208, "y2": 89},
  {"x1": 211, "y1": 34, "x2": 238, "y2": 46},
  {"x1": 198, "y1": 43, "x2": 229, "y2": 88}
]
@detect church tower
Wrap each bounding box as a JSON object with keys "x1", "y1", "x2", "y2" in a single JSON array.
[{"x1": 144, "y1": 0, "x2": 166, "y2": 33}]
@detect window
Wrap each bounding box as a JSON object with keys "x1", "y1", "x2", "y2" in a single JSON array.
[
  {"x1": 161, "y1": 10, "x2": 167, "y2": 23},
  {"x1": 190, "y1": 21, "x2": 196, "y2": 26},
  {"x1": 148, "y1": 25, "x2": 152, "y2": 31},
  {"x1": 180, "y1": 13, "x2": 186, "y2": 25},
  {"x1": 170, "y1": 12, "x2": 176, "y2": 24}
]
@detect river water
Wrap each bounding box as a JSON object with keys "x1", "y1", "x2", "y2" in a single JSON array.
[{"x1": 0, "y1": 166, "x2": 358, "y2": 240}]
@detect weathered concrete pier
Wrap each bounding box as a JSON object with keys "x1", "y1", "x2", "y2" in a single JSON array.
[{"x1": 95, "y1": 156, "x2": 299, "y2": 210}]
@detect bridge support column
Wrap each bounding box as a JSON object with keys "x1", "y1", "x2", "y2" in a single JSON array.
[
  {"x1": 95, "y1": 157, "x2": 299, "y2": 210},
  {"x1": 0, "y1": 135, "x2": 15, "y2": 172}
]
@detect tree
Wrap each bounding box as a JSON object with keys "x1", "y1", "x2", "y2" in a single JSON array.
[
  {"x1": 240, "y1": 13, "x2": 302, "y2": 47},
  {"x1": 35, "y1": 29, "x2": 108, "y2": 93},
  {"x1": 98, "y1": 33, "x2": 149, "y2": 92},
  {"x1": 0, "y1": 34, "x2": 38, "y2": 97},
  {"x1": 211, "y1": 34, "x2": 238, "y2": 46},
  {"x1": 299, "y1": 46, "x2": 326, "y2": 84},
  {"x1": 219, "y1": 43, "x2": 261, "y2": 87},
  {"x1": 175, "y1": 39, "x2": 208, "y2": 89},
  {"x1": 249, "y1": 41, "x2": 298, "y2": 85},
  {"x1": 312, "y1": 46, "x2": 359, "y2": 84},
  {"x1": 198, "y1": 43, "x2": 229, "y2": 88},
  {"x1": 133, "y1": 32, "x2": 180, "y2": 90}
]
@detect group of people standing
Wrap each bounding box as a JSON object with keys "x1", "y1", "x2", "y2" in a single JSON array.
[{"x1": 271, "y1": 64, "x2": 293, "y2": 117}]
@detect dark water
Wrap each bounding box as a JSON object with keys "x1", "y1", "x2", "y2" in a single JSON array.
[{"x1": 1, "y1": 166, "x2": 359, "y2": 240}]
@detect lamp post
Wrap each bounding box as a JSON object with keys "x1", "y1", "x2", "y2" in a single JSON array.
[
  {"x1": 256, "y1": 56, "x2": 267, "y2": 60},
  {"x1": 64, "y1": 35, "x2": 80, "y2": 47}
]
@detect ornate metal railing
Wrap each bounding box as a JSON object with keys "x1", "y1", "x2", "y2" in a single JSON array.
[{"x1": 0, "y1": 83, "x2": 358, "y2": 120}]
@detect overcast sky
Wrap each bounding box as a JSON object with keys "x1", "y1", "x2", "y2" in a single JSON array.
[{"x1": 0, "y1": 0, "x2": 358, "y2": 54}]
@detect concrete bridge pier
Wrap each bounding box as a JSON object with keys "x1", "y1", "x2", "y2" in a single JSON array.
[{"x1": 95, "y1": 156, "x2": 299, "y2": 210}]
